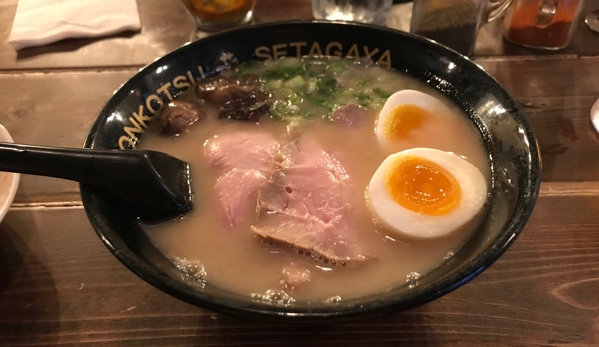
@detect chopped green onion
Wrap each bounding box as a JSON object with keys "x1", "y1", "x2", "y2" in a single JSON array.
[
  {"x1": 283, "y1": 75, "x2": 305, "y2": 89},
  {"x1": 270, "y1": 101, "x2": 287, "y2": 121},
  {"x1": 315, "y1": 75, "x2": 340, "y2": 97},
  {"x1": 300, "y1": 110, "x2": 316, "y2": 118},
  {"x1": 261, "y1": 65, "x2": 304, "y2": 81},
  {"x1": 289, "y1": 95, "x2": 303, "y2": 105},
  {"x1": 357, "y1": 77, "x2": 371, "y2": 87},
  {"x1": 276, "y1": 57, "x2": 300, "y2": 67},
  {"x1": 277, "y1": 87, "x2": 295, "y2": 98},
  {"x1": 327, "y1": 60, "x2": 348, "y2": 75},
  {"x1": 304, "y1": 62, "x2": 328, "y2": 77},
  {"x1": 354, "y1": 92, "x2": 372, "y2": 107},
  {"x1": 309, "y1": 97, "x2": 333, "y2": 111},
  {"x1": 373, "y1": 88, "x2": 392, "y2": 99},
  {"x1": 237, "y1": 61, "x2": 257, "y2": 75},
  {"x1": 267, "y1": 79, "x2": 282, "y2": 89},
  {"x1": 306, "y1": 80, "x2": 317, "y2": 94}
]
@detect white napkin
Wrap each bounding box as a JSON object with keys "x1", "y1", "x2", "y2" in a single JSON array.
[
  {"x1": 8, "y1": 0, "x2": 141, "y2": 50},
  {"x1": 387, "y1": 2, "x2": 412, "y2": 32}
]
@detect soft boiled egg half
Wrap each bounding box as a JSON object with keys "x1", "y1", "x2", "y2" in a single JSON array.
[
  {"x1": 375, "y1": 89, "x2": 453, "y2": 148},
  {"x1": 367, "y1": 148, "x2": 488, "y2": 239}
]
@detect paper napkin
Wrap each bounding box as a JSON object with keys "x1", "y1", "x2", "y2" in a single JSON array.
[{"x1": 8, "y1": 0, "x2": 141, "y2": 50}]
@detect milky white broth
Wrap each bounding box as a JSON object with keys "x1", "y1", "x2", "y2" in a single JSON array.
[{"x1": 137, "y1": 58, "x2": 491, "y2": 302}]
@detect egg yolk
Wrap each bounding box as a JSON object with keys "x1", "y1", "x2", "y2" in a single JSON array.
[
  {"x1": 385, "y1": 156, "x2": 461, "y2": 215},
  {"x1": 383, "y1": 104, "x2": 430, "y2": 141}
]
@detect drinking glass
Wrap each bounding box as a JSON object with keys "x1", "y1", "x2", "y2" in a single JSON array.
[
  {"x1": 180, "y1": 0, "x2": 257, "y2": 31},
  {"x1": 311, "y1": 0, "x2": 393, "y2": 26}
]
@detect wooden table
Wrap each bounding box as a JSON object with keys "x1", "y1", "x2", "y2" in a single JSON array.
[{"x1": 1, "y1": 0, "x2": 599, "y2": 345}]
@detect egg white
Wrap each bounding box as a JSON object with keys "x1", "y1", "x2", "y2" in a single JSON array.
[
  {"x1": 366, "y1": 148, "x2": 488, "y2": 239},
  {"x1": 375, "y1": 90, "x2": 454, "y2": 148}
]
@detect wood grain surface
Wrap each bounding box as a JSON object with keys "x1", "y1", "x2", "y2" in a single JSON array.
[
  {"x1": 1, "y1": 192, "x2": 598, "y2": 346},
  {"x1": 0, "y1": 70, "x2": 137, "y2": 204},
  {"x1": 1, "y1": 0, "x2": 599, "y2": 346}
]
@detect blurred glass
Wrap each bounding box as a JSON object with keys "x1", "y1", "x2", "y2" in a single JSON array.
[
  {"x1": 180, "y1": 0, "x2": 257, "y2": 31},
  {"x1": 312, "y1": 0, "x2": 393, "y2": 26},
  {"x1": 410, "y1": 0, "x2": 512, "y2": 56},
  {"x1": 503, "y1": 0, "x2": 585, "y2": 50}
]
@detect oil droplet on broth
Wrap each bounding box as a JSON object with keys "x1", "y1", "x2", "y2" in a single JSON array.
[
  {"x1": 251, "y1": 290, "x2": 295, "y2": 306},
  {"x1": 325, "y1": 295, "x2": 343, "y2": 303},
  {"x1": 174, "y1": 257, "x2": 207, "y2": 287},
  {"x1": 406, "y1": 271, "x2": 421, "y2": 289}
]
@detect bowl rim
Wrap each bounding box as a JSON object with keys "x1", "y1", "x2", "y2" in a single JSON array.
[
  {"x1": 81, "y1": 20, "x2": 542, "y2": 321},
  {"x1": 0, "y1": 124, "x2": 20, "y2": 224}
]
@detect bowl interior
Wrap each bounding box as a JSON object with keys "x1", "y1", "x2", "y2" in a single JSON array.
[{"x1": 81, "y1": 21, "x2": 541, "y2": 321}]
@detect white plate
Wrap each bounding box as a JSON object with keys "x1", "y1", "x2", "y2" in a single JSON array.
[
  {"x1": 592, "y1": 97, "x2": 599, "y2": 134},
  {"x1": 0, "y1": 124, "x2": 20, "y2": 223}
]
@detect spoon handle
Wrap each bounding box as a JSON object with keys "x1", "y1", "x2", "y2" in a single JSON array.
[{"x1": 0, "y1": 142, "x2": 145, "y2": 186}]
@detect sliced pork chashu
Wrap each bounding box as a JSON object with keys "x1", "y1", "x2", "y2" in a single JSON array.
[{"x1": 251, "y1": 137, "x2": 368, "y2": 265}]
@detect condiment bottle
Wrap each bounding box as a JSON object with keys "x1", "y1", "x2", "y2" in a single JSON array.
[
  {"x1": 503, "y1": 0, "x2": 585, "y2": 50},
  {"x1": 410, "y1": 0, "x2": 513, "y2": 56}
]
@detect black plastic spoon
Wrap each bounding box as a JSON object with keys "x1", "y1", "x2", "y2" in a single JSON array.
[{"x1": 0, "y1": 142, "x2": 193, "y2": 223}]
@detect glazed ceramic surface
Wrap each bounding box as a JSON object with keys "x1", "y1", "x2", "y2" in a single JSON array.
[{"x1": 82, "y1": 21, "x2": 541, "y2": 321}]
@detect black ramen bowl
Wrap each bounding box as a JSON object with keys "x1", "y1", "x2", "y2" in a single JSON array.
[{"x1": 82, "y1": 21, "x2": 541, "y2": 321}]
